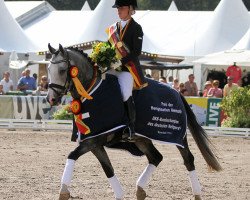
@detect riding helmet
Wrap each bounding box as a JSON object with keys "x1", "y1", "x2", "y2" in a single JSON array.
[{"x1": 112, "y1": 0, "x2": 138, "y2": 8}]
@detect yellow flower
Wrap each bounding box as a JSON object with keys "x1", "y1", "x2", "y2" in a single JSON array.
[{"x1": 90, "y1": 42, "x2": 118, "y2": 69}]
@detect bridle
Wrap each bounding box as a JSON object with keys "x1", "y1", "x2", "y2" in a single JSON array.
[
  {"x1": 48, "y1": 52, "x2": 71, "y2": 97},
  {"x1": 48, "y1": 49, "x2": 98, "y2": 100}
]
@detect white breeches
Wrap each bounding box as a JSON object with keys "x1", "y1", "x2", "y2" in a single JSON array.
[{"x1": 107, "y1": 70, "x2": 133, "y2": 101}]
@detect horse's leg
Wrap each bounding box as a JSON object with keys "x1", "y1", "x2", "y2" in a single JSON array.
[
  {"x1": 91, "y1": 146, "x2": 124, "y2": 200},
  {"x1": 177, "y1": 136, "x2": 202, "y2": 200},
  {"x1": 134, "y1": 138, "x2": 163, "y2": 200},
  {"x1": 59, "y1": 142, "x2": 91, "y2": 200}
]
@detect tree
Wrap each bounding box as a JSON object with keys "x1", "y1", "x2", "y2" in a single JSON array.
[
  {"x1": 220, "y1": 86, "x2": 250, "y2": 128},
  {"x1": 4, "y1": 0, "x2": 250, "y2": 11}
]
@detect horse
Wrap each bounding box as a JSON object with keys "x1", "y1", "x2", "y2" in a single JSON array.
[{"x1": 47, "y1": 44, "x2": 222, "y2": 200}]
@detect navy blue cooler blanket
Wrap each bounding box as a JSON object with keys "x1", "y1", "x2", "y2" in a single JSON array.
[
  {"x1": 72, "y1": 75, "x2": 186, "y2": 148},
  {"x1": 134, "y1": 79, "x2": 186, "y2": 147}
]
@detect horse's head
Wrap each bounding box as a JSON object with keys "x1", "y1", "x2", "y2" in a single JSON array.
[{"x1": 47, "y1": 43, "x2": 95, "y2": 106}]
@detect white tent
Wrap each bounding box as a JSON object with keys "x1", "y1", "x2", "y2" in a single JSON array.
[
  {"x1": 137, "y1": 0, "x2": 250, "y2": 57},
  {"x1": 81, "y1": 1, "x2": 91, "y2": 11},
  {"x1": 168, "y1": 1, "x2": 178, "y2": 11},
  {"x1": 137, "y1": 10, "x2": 212, "y2": 56},
  {"x1": 194, "y1": 49, "x2": 250, "y2": 67},
  {"x1": 24, "y1": 11, "x2": 93, "y2": 50},
  {"x1": 188, "y1": 0, "x2": 250, "y2": 56},
  {"x1": 5, "y1": 1, "x2": 44, "y2": 19},
  {"x1": 232, "y1": 26, "x2": 250, "y2": 50},
  {"x1": 0, "y1": 0, "x2": 38, "y2": 52},
  {"x1": 77, "y1": 0, "x2": 118, "y2": 43},
  {"x1": 24, "y1": 0, "x2": 118, "y2": 49},
  {"x1": 5, "y1": 0, "x2": 249, "y2": 58}
]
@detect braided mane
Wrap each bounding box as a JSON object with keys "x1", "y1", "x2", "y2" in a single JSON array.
[{"x1": 67, "y1": 47, "x2": 95, "y2": 66}]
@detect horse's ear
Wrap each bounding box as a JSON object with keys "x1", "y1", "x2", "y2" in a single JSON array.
[
  {"x1": 48, "y1": 43, "x2": 56, "y2": 54},
  {"x1": 59, "y1": 44, "x2": 65, "y2": 55}
]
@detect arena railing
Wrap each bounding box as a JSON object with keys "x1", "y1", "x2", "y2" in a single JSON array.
[{"x1": 0, "y1": 118, "x2": 249, "y2": 138}]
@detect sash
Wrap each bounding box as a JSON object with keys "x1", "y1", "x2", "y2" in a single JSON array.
[{"x1": 106, "y1": 24, "x2": 146, "y2": 89}]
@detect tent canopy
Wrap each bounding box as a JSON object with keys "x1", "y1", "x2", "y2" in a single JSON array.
[
  {"x1": 2, "y1": 0, "x2": 250, "y2": 57},
  {"x1": 81, "y1": 1, "x2": 91, "y2": 11},
  {"x1": 193, "y1": 49, "x2": 250, "y2": 67},
  {"x1": 141, "y1": 61, "x2": 193, "y2": 70},
  {"x1": 0, "y1": 0, "x2": 38, "y2": 52}
]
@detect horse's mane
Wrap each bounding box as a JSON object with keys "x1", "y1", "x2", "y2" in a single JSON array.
[{"x1": 67, "y1": 47, "x2": 95, "y2": 66}]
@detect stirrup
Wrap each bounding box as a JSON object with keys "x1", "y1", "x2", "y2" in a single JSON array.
[{"x1": 126, "y1": 126, "x2": 136, "y2": 141}]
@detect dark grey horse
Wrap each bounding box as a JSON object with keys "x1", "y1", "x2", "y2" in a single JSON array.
[{"x1": 47, "y1": 44, "x2": 222, "y2": 200}]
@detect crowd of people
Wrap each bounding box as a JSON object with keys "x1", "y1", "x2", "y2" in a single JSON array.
[
  {"x1": 0, "y1": 68, "x2": 245, "y2": 98},
  {"x1": 158, "y1": 73, "x2": 241, "y2": 98},
  {"x1": 0, "y1": 68, "x2": 48, "y2": 95}
]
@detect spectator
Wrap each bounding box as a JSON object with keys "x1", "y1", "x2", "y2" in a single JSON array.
[
  {"x1": 0, "y1": 71, "x2": 13, "y2": 93},
  {"x1": 180, "y1": 88, "x2": 188, "y2": 96},
  {"x1": 207, "y1": 80, "x2": 223, "y2": 98},
  {"x1": 37, "y1": 75, "x2": 48, "y2": 92},
  {"x1": 17, "y1": 68, "x2": 37, "y2": 91},
  {"x1": 0, "y1": 84, "x2": 4, "y2": 95},
  {"x1": 33, "y1": 73, "x2": 38, "y2": 81},
  {"x1": 21, "y1": 70, "x2": 26, "y2": 77},
  {"x1": 178, "y1": 82, "x2": 188, "y2": 96},
  {"x1": 223, "y1": 76, "x2": 239, "y2": 97},
  {"x1": 159, "y1": 76, "x2": 167, "y2": 84},
  {"x1": 145, "y1": 74, "x2": 153, "y2": 79},
  {"x1": 237, "y1": 78, "x2": 243, "y2": 87},
  {"x1": 168, "y1": 76, "x2": 173, "y2": 87},
  {"x1": 172, "y1": 78, "x2": 179, "y2": 90},
  {"x1": 184, "y1": 74, "x2": 198, "y2": 96},
  {"x1": 179, "y1": 82, "x2": 185, "y2": 92},
  {"x1": 202, "y1": 81, "x2": 212, "y2": 97}
]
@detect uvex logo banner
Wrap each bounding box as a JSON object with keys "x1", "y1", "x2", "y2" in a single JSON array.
[{"x1": 13, "y1": 96, "x2": 50, "y2": 119}]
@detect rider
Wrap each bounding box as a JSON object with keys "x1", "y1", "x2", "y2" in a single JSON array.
[{"x1": 107, "y1": 0, "x2": 147, "y2": 140}]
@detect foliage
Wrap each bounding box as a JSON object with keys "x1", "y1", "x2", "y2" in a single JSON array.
[
  {"x1": 5, "y1": 0, "x2": 250, "y2": 11},
  {"x1": 220, "y1": 86, "x2": 250, "y2": 128},
  {"x1": 52, "y1": 104, "x2": 73, "y2": 120},
  {"x1": 90, "y1": 42, "x2": 118, "y2": 70}
]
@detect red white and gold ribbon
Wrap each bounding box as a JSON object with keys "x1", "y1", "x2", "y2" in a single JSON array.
[{"x1": 106, "y1": 24, "x2": 146, "y2": 89}]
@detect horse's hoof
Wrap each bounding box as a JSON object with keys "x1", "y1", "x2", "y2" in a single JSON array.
[
  {"x1": 59, "y1": 192, "x2": 70, "y2": 200},
  {"x1": 136, "y1": 186, "x2": 146, "y2": 200},
  {"x1": 194, "y1": 195, "x2": 202, "y2": 200}
]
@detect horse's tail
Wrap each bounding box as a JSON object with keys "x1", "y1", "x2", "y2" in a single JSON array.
[{"x1": 180, "y1": 95, "x2": 222, "y2": 171}]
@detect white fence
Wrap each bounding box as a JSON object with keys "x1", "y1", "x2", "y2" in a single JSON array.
[
  {"x1": 0, "y1": 118, "x2": 249, "y2": 138},
  {"x1": 201, "y1": 126, "x2": 250, "y2": 138},
  {"x1": 0, "y1": 118, "x2": 72, "y2": 131}
]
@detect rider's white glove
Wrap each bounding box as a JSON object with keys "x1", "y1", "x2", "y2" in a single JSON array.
[{"x1": 110, "y1": 60, "x2": 122, "y2": 70}]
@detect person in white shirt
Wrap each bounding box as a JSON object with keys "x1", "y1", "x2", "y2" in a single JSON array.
[
  {"x1": 167, "y1": 76, "x2": 174, "y2": 87},
  {"x1": 0, "y1": 71, "x2": 13, "y2": 93}
]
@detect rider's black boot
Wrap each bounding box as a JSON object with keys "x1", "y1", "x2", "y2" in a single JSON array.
[{"x1": 124, "y1": 96, "x2": 136, "y2": 141}]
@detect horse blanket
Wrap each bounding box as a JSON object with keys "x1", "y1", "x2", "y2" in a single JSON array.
[{"x1": 72, "y1": 75, "x2": 187, "y2": 147}]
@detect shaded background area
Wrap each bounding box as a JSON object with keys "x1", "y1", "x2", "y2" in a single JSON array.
[{"x1": 5, "y1": 0, "x2": 250, "y2": 11}]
